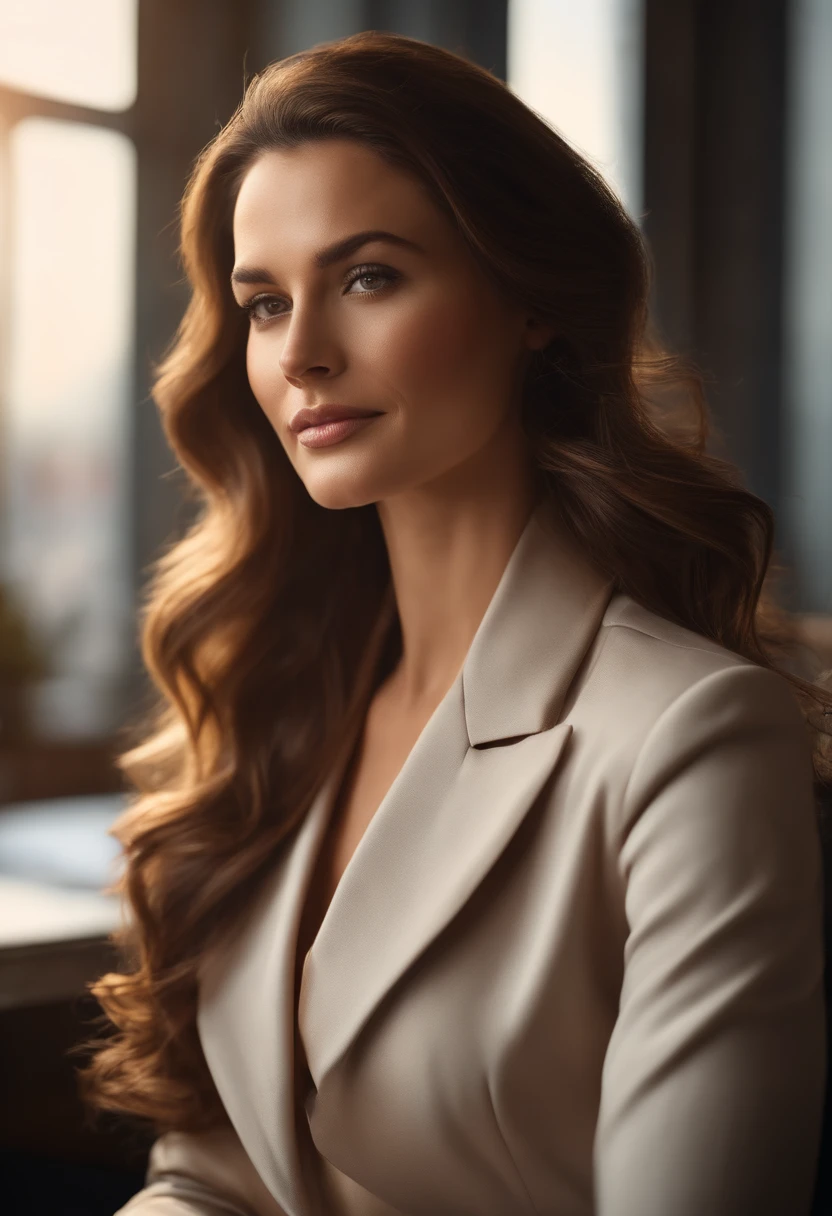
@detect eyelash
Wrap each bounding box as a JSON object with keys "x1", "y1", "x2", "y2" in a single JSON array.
[{"x1": 239, "y1": 263, "x2": 400, "y2": 326}]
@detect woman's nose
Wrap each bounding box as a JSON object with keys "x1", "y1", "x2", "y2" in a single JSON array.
[{"x1": 278, "y1": 308, "x2": 341, "y2": 383}]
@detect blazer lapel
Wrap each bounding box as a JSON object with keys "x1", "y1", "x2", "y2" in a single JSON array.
[
  {"x1": 198, "y1": 498, "x2": 616, "y2": 1216},
  {"x1": 197, "y1": 763, "x2": 343, "y2": 1216},
  {"x1": 300, "y1": 695, "x2": 575, "y2": 1085},
  {"x1": 301, "y1": 499, "x2": 615, "y2": 1083}
]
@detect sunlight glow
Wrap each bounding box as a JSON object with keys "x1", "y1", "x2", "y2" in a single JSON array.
[
  {"x1": 507, "y1": 0, "x2": 644, "y2": 221},
  {"x1": 2, "y1": 117, "x2": 136, "y2": 734},
  {"x1": 0, "y1": 0, "x2": 137, "y2": 111}
]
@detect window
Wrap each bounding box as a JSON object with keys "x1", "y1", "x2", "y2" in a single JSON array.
[
  {"x1": 781, "y1": 0, "x2": 832, "y2": 614},
  {"x1": 507, "y1": 0, "x2": 645, "y2": 221},
  {"x1": 0, "y1": 1, "x2": 138, "y2": 739},
  {"x1": 0, "y1": 0, "x2": 137, "y2": 111}
]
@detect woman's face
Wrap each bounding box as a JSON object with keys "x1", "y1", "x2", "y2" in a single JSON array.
[{"x1": 231, "y1": 139, "x2": 553, "y2": 510}]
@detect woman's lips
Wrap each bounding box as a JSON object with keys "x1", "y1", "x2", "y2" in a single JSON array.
[{"x1": 296, "y1": 414, "x2": 382, "y2": 448}]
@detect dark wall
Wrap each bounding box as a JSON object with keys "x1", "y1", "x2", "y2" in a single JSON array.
[{"x1": 643, "y1": 0, "x2": 788, "y2": 532}]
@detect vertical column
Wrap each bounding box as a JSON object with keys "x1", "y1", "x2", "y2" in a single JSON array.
[{"x1": 643, "y1": 0, "x2": 788, "y2": 520}]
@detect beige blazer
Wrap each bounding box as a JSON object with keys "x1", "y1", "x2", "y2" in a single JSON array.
[{"x1": 116, "y1": 502, "x2": 827, "y2": 1216}]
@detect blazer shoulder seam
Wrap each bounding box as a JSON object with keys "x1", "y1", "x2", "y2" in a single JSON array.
[{"x1": 602, "y1": 612, "x2": 750, "y2": 664}]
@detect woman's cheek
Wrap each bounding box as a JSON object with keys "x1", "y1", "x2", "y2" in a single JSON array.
[
  {"x1": 373, "y1": 296, "x2": 482, "y2": 394},
  {"x1": 246, "y1": 339, "x2": 277, "y2": 415}
]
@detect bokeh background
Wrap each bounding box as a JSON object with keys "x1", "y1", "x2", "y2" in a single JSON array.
[{"x1": 0, "y1": 2, "x2": 829, "y2": 1213}]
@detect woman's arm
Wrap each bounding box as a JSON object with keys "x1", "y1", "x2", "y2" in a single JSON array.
[
  {"x1": 115, "y1": 1127, "x2": 288, "y2": 1216},
  {"x1": 595, "y1": 662, "x2": 827, "y2": 1215}
]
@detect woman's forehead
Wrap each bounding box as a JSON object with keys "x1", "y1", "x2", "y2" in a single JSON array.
[{"x1": 231, "y1": 145, "x2": 449, "y2": 268}]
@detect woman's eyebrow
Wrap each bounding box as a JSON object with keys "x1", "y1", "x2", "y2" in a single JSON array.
[{"x1": 230, "y1": 229, "x2": 425, "y2": 286}]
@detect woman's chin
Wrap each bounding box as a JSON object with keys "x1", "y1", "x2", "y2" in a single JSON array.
[{"x1": 302, "y1": 479, "x2": 385, "y2": 512}]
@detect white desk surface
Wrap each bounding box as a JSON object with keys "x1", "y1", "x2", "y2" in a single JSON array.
[
  {"x1": 0, "y1": 795, "x2": 126, "y2": 1008},
  {"x1": 0, "y1": 874, "x2": 122, "y2": 947}
]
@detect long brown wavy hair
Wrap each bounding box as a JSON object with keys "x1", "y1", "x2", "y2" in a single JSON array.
[{"x1": 75, "y1": 30, "x2": 832, "y2": 1137}]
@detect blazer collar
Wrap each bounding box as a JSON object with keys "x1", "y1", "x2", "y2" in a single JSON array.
[
  {"x1": 197, "y1": 498, "x2": 616, "y2": 1216},
  {"x1": 463, "y1": 496, "x2": 616, "y2": 745}
]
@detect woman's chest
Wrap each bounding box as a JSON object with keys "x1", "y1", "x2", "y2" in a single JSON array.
[
  {"x1": 300, "y1": 708, "x2": 432, "y2": 954},
  {"x1": 291, "y1": 697, "x2": 439, "y2": 1085}
]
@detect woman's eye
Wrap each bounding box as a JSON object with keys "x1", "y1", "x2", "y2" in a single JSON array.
[
  {"x1": 246, "y1": 297, "x2": 284, "y2": 323},
  {"x1": 346, "y1": 270, "x2": 387, "y2": 293},
  {"x1": 241, "y1": 265, "x2": 398, "y2": 326}
]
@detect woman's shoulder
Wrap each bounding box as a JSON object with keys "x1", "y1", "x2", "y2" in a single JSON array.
[
  {"x1": 576, "y1": 593, "x2": 817, "y2": 866},
  {"x1": 596, "y1": 590, "x2": 778, "y2": 696},
  {"x1": 570, "y1": 591, "x2": 806, "y2": 772},
  {"x1": 601, "y1": 591, "x2": 753, "y2": 668}
]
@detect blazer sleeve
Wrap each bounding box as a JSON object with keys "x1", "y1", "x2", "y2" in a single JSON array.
[
  {"x1": 114, "y1": 1126, "x2": 288, "y2": 1216},
  {"x1": 595, "y1": 662, "x2": 827, "y2": 1216}
]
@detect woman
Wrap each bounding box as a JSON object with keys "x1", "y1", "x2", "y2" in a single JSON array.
[{"x1": 77, "y1": 30, "x2": 831, "y2": 1216}]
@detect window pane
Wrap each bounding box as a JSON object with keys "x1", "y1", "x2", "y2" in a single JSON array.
[
  {"x1": 2, "y1": 117, "x2": 136, "y2": 737},
  {"x1": 782, "y1": 0, "x2": 832, "y2": 614},
  {"x1": 0, "y1": 0, "x2": 137, "y2": 112},
  {"x1": 507, "y1": 0, "x2": 644, "y2": 221}
]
